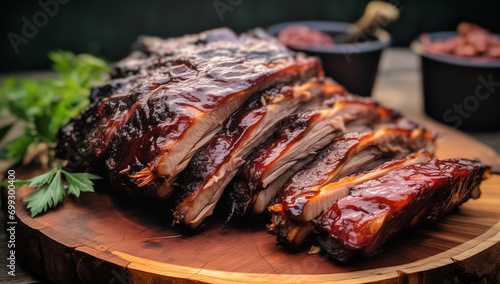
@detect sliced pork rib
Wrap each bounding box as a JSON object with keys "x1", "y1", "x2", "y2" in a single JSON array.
[
  {"x1": 56, "y1": 29, "x2": 322, "y2": 197},
  {"x1": 316, "y1": 157, "x2": 490, "y2": 262},
  {"x1": 269, "y1": 127, "x2": 435, "y2": 248},
  {"x1": 269, "y1": 151, "x2": 434, "y2": 250},
  {"x1": 57, "y1": 29, "x2": 242, "y2": 166},
  {"x1": 173, "y1": 78, "x2": 343, "y2": 229},
  {"x1": 224, "y1": 96, "x2": 400, "y2": 221},
  {"x1": 276, "y1": 126, "x2": 435, "y2": 212}
]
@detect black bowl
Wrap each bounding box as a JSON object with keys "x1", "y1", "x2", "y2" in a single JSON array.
[
  {"x1": 267, "y1": 21, "x2": 392, "y2": 97},
  {"x1": 411, "y1": 32, "x2": 500, "y2": 131}
]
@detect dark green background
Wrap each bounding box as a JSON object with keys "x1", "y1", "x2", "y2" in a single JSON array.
[{"x1": 2, "y1": 0, "x2": 500, "y2": 72}]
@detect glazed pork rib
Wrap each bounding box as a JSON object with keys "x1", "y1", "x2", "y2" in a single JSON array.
[
  {"x1": 275, "y1": 126, "x2": 435, "y2": 212},
  {"x1": 57, "y1": 28, "x2": 242, "y2": 165},
  {"x1": 224, "y1": 96, "x2": 400, "y2": 220},
  {"x1": 292, "y1": 151, "x2": 434, "y2": 222},
  {"x1": 316, "y1": 157, "x2": 490, "y2": 262},
  {"x1": 52, "y1": 27, "x2": 494, "y2": 266},
  {"x1": 173, "y1": 78, "x2": 343, "y2": 229},
  {"x1": 269, "y1": 151, "x2": 434, "y2": 250},
  {"x1": 56, "y1": 29, "x2": 322, "y2": 196},
  {"x1": 269, "y1": 127, "x2": 435, "y2": 248}
]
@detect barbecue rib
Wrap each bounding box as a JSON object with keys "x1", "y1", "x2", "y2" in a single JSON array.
[
  {"x1": 56, "y1": 28, "x2": 322, "y2": 197},
  {"x1": 57, "y1": 28, "x2": 241, "y2": 167},
  {"x1": 275, "y1": 126, "x2": 435, "y2": 211},
  {"x1": 269, "y1": 151, "x2": 434, "y2": 250},
  {"x1": 224, "y1": 96, "x2": 400, "y2": 221},
  {"x1": 269, "y1": 127, "x2": 435, "y2": 248},
  {"x1": 173, "y1": 78, "x2": 345, "y2": 229},
  {"x1": 316, "y1": 157, "x2": 490, "y2": 262}
]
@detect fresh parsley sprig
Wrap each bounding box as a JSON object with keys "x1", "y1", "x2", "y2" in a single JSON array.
[
  {"x1": 0, "y1": 50, "x2": 109, "y2": 162},
  {"x1": 22, "y1": 165, "x2": 102, "y2": 217},
  {"x1": 0, "y1": 50, "x2": 109, "y2": 217}
]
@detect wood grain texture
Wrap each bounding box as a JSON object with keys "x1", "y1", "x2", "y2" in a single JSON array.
[{"x1": 14, "y1": 121, "x2": 500, "y2": 283}]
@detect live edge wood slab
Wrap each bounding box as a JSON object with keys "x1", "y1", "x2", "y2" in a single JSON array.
[{"x1": 13, "y1": 121, "x2": 500, "y2": 284}]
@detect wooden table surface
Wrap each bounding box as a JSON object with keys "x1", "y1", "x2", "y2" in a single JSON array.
[{"x1": 1, "y1": 48, "x2": 499, "y2": 283}]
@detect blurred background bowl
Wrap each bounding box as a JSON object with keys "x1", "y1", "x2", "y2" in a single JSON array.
[
  {"x1": 411, "y1": 32, "x2": 500, "y2": 131},
  {"x1": 267, "y1": 21, "x2": 392, "y2": 97}
]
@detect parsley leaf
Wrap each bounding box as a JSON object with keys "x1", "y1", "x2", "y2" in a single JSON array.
[
  {"x1": 0, "y1": 50, "x2": 109, "y2": 217},
  {"x1": 28, "y1": 168, "x2": 58, "y2": 188},
  {"x1": 22, "y1": 166, "x2": 102, "y2": 217},
  {"x1": 0, "y1": 50, "x2": 109, "y2": 161},
  {"x1": 62, "y1": 171, "x2": 102, "y2": 198},
  {"x1": 24, "y1": 181, "x2": 55, "y2": 218}
]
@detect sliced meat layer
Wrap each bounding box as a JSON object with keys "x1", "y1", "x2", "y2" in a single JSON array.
[
  {"x1": 269, "y1": 151, "x2": 434, "y2": 249},
  {"x1": 296, "y1": 151, "x2": 435, "y2": 222},
  {"x1": 275, "y1": 126, "x2": 435, "y2": 211},
  {"x1": 316, "y1": 157, "x2": 490, "y2": 262},
  {"x1": 225, "y1": 96, "x2": 400, "y2": 220},
  {"x1": 269, "y1": 126, "x2": 435, "y2": 249},
  {"x1": 173, "y1": 79, "x2": 337, "y2": 229}
]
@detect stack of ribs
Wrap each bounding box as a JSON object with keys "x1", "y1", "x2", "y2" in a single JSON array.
[{"x1": 56, "y1": 28, "x2": 491, "y2": 262}]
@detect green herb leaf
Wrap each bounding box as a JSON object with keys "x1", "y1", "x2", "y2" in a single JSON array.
[
  {"x1": 1, "y1": 50, "x2": 109, "y2": 216},
  {"x1": 62, "y1": 171, "x2": 101, "y2": 198},
  {"x1": 49, "y1": 171, "x2": 65, "y2": 208},
  {"x1": 0, "y1": 180, "x2": 29, "y2": 188},
  {"x1": 24, "y1": 171, "x2": 63, "y2": 218},
  {"x1": 24, "y1": 185, "x2": 54, "y2": 217},
  {"x1": 28, "y1": 168, "x2": 57, "y2": 188},
  {"x1": 0, "y1": 50, "x2": 109, "y2": 161},
  {"x1": 23, "y1": 166, "x2": 102, "y2": 217}
]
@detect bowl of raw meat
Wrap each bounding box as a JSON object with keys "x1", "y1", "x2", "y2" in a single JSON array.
[
  {"x1": 267, "y1": 21, "x2": 392, "y2": 97},
  {"x1": 411, "y1": 23, "x2": 500, "y2": 131}
]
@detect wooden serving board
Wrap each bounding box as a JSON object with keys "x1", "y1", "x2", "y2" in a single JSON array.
[{"x1": 14, "y1": 121, "x2": 500, "y2": 284}]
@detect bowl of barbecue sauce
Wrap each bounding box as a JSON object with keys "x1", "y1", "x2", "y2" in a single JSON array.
[
  {"x1": 267, "y1": 21, "x2": 392, "y2": 97},
  {"x1": 411, "y1": 23, "x2": 500, "y2": 131}
]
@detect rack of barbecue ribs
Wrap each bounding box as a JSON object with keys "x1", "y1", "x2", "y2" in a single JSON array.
[{"x1": 55, "y1": 27, "x2": 491, "y2": 261}]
